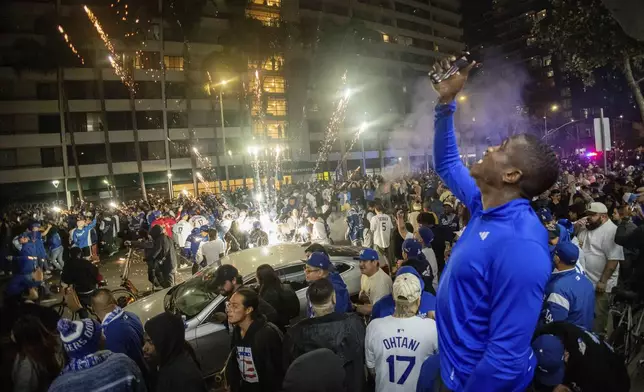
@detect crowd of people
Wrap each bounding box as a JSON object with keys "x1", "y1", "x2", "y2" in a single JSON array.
[{"x1": 1, "y1": 62, "x2": 643, "y2": 392}]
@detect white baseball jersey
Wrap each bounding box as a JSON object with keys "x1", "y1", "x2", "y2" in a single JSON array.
[
  {"x1": 173, "y1": 220, "x2": 193, "y2": 247},
  {"x1": 366, "y1": 315, "x2": 438, "y2": 392},
  {"x1": 370, "y1": 213, "x2": 393, "y2": 249},
  {"x1": 189, "y1": 215, "x2": 208, "y2": 228}
]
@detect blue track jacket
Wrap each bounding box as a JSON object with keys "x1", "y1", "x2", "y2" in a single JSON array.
[
  {"x1": 539, "y1": 269, "x2": 595, "y2": 330},
  {"x1": 433, "y1": 102, "x2": 551, "y2": 392},
  {"x1": 70, "y1": 218, "x2": 97, "y2": 249}
]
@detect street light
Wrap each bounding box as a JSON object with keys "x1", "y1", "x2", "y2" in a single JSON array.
[
  {"x1": 544, "y1": 104, "x2": 560, "y2": 141},
  {"x1": 218, "y1": 80, "x2": 230, "y2": 187},
  {"x1": 52, "y1": 180, "x2": 60, "y2": 205},
  {"x1": 551, "y1": 104, "x2": 559, "y2": 112},
  {"x1": 458, "y1": 95, "x2": 467, "y2": 102},
  {"x1": 103, "y1": 179, "x2": 112, "y2": 198},
  {"x1": 228, "y1": 150, "x2": 232, "y2": 157},
  {"x1": 359, "y1": 122, "x2": 368, "y2": 175}
]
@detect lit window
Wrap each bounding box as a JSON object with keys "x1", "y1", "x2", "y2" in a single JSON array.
[
  {"x1": 134, "y1": 52, "x2": 161, "y2": 70},
  {"x1": 543, "y1": 55, "x2": 552, "y2": 66},
  {"x1": 526, "y1": 37, "x2": 536, "y2": 46},
  {"x1": 163, "y1": 56, "x2": 184, "y2": 71},
  {"x1": 251, "y1": 101, "x2": 261, "y2": 116},
  {"x1": 382, "y1": 33, "x2": 390, "y2": 43},
  {"x1": 263, "y1": 76, "x2": 285, "y2": 93},
  {"x1": 251, "y1": 0, "x2": 281, "y2": 6},
  {"x1": 253, "y1": 120, "x2": 287, "y2": 139},
  {"x1": 536, "y1": 9, "x2": 547, "y2": 22},
  {"x1": 248, "y1": 55, "x2": 284, "y2": 71},
  {"x1": 266, "y1": 97, "x2": 287, "y2": 116},
  {"x1": 246, "y1": 9, "x2": 280, "y2": 26},
  {"x1": 583, "y1": 108, "x2": 589, "y2": 119},
  {"x1": 546, "y1": 69, "x2": 554, "y2": 78}
]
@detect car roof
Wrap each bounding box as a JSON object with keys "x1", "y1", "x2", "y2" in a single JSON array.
[{"x1": 218, "y1": 243, "x2": 364, "y2": 277}]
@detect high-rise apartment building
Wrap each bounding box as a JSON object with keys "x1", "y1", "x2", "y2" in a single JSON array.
[{"x1": 0, "y1": 0, "x2": 463, "y2": 203}]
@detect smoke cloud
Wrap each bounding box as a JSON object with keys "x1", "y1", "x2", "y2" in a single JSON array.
[{"x1": 383, "y1": 51, "x2": 535, "y2": 172}]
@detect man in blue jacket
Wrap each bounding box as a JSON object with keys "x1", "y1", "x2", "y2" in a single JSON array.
[
  {"x1": 539, "y1": 241, "x2": 595, "y2": 330},
  {"x1": 70, "y1": 215, "x2": 97, "y2": 258},
  {"x1": 431, "y1": 59, "x2": 559, "y2": 391},
  {"x1": 371, "y1": 265, "x2": 436, "y2": 319},
  {"x1": 304, "y1": 252, "x2": 351, "y2": 316}
]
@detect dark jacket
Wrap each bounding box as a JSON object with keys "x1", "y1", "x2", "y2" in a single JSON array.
[
  {"x1": 259, "y1": 284, "x2": 299, "y2": 330},
  {"x1": 533, "y1": 322, "x2": 630, "y2": 392},
  {"x1": 61, "y1": 256, "x2": 101, "y2": 294},
  {"x1": 283, "y1": 312, "x2": 365, "y2": 392},
  {"x1": 226, "y1": 316, "x2": 284, "y2": 392},
  {"x1": 614, "y1": 219, "x2": 644, "y2": 295},
  {"x1": 103, "y1": 308, "x2": 148, "y2": 378},
  {"x1": 149, "y1": 225, "x2": 177, "y2": 273},
  {"x1": 281, "y1": 348, "x2": 346, "y2": 392},
  {"x1": 145, "y1": 312, "x2": 206, "y2": 392}
]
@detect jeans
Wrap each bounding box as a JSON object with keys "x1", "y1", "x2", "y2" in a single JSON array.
[{"x1": 49, "y1": 247, "x2": 64, "y2": 270}]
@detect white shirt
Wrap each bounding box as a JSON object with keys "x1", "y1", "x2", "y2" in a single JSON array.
[
  {"x1": 189, "y1": 215, "x2": 208, "y2": 228},
  {"x1": 370, "y1": 213, "x2": 393, "y2": 249},
  {"x1": 196, "y1": 238, "x2": 226, "y2": 266},
  {"x1": 173, "y1": 220, "x2": 193, "y2": 247},
  {"x1": 421, "y1": 248, "x2": 439, "y2": 292},
  {"x1": 311, "y1": 220, "x2": 329, "y2": 244},
  {"x1": 577, "y1": 220, "x2": 624, "y2": 293},
  {"x1": 360, "y1": 268, "x2": 393, "y2": 305},
  {"x1": 306, "y1": 192, "x2": 317, "y2": 208},
  {"x1": 366, "y1": 315, "x2": 438, "y2": 392}
]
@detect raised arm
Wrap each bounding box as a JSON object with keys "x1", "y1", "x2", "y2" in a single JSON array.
[{"x1": 433, "y1": 102, "x2": 482, "y2": 214}]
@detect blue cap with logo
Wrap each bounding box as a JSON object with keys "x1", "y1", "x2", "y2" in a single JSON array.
[
  {"x1": 306, "y1": 252, "x2": 333, "y2": 271},
  {"x1": 354, "y1": 248, "x2": 379, "y2": 261},
  {"x1": 537, "y1": 208, "x2": 554, "y2": 224},
  {"x1": 28, "y1": 221, "x2": 41, "y2": 230},
  {"x1": 402, "y1": 239, "x2": 423, "y2": 258},
  {"x1": 418, "y1": 227, "x2": 434, "y2": 246},
  {"x1": 532, "y1": 334, "x2": 565, "y2": 387},
  {"x1": 200, "y1": 225, "x2": 210, "y2": 232},
  {"x1": 554, "y1": 241, "x2": 579, "y2": 265}
]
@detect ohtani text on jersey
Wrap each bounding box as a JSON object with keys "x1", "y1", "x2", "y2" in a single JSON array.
[{"x1": 382, "y1": 336, "x2": 420, "y2": 351}]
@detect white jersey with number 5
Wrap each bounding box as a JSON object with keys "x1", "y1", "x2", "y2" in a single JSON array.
[
  {"x1": 366, "y1": 315, "x2": 438, "y2": 392},
  {"x1": 370, "y1": 213, "x2": 393, "y2": 249}
]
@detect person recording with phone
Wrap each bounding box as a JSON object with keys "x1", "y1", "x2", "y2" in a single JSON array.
[{"x1": 431, "y1": 56, "x2": 559, "y2": 392}]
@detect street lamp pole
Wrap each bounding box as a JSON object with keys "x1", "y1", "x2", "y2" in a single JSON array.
[
  {"x1": 219, "y1": 81, "x2": 230, "y2": 189},
  {"x1": 52, "y1": 180, "x2": 60, "y2": 205}
]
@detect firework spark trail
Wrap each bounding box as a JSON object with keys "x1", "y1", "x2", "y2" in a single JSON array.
[
  {"x1": 84, "y1": 5, "x2": 135, "y2": 91},
  {"x1": 312, "y1": 71, "x2": 350, "y2": 176},
  {"x1": 57, "y1": 25, "x2": 85, "y2": 65},
  {"x1": 334, "y1": 126, "x2": 363, "y2": 177}
]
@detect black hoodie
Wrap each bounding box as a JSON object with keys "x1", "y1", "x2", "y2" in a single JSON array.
[
  {"x1": 226, "y1": 316, "x2": 284, "y2": 392},
  {"x1": 281, "y1": 348, "x2": 346, "y2": 392},
  {"x1": 145, "y1": 312, "x2": 207, "y2": 392},
  {"x1": 149, "y1": 225, "x2": 177, "y2": 273}
]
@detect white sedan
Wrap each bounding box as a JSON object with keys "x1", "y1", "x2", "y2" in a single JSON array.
[{"x1": 126, "y1": 243, "x2": 367, "y2": 377}]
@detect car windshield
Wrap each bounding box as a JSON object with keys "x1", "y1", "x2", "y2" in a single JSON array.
[{"x1": 170, "y1": 263, "x2": 222, "y2": 318}]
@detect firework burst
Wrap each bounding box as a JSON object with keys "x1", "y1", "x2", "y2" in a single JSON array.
[{"x1": 57, "y1": 25, "x2": 85, "y2": 65}]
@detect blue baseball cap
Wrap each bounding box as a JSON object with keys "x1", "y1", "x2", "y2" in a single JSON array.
[
  {"x1": 28, "y1": 222, "x2": 41, "y2": 230},
  {"x1": 537, "y1": 208, "x2": 553, "y2": 224},
  {"x1": 532, "y1": 334, "x2": 565, "y2": 387},
  {"x1": 354, "y1": 248, "x2": 379, "y2": 261},
  {"x1": 418, "y1": 227, "x2": 434, "y2": 245},
  {"x1": 554, "y1": 242, "x2": 579, "y2": 265},
  {"x1": 200, "y1": 225, "x2": 210, "y2": 232},
  {"x1": 402, "y1": 239, "x2": 423, "y2": 258},
  {"x1": 306, "y1": 252, "x2": 332, "y2": 271},
  {"x1": 191, "y1": 227, "x2": 200, "y2": 235}
]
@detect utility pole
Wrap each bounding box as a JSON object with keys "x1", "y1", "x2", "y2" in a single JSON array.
[{"x1": 599, "y1": 108, "x2": 608, "y2": 174}]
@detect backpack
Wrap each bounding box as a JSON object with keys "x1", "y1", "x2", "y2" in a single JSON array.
[{"x1": 280, "y1": 283, "x2": 301, "y2": 321}]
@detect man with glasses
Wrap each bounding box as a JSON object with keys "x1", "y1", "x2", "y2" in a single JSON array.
[
  {"x1": 210, "y1": 265, "x2": 279, "y2": 329},
  {"x1": 304, "y1": 252, "x2": 351, "y2": 317}
]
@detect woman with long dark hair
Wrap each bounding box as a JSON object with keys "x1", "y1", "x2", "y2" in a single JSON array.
[
  {"x1": 11, "y1": 315, "x2": 63, "y2": 392},
  {"x1": 256, "y1": 264, "x2": 299, "y2": 330}
]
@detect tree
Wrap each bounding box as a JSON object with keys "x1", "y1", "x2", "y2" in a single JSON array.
[{"x1": 533, "y1": 0, "x2": 644, "y2": 122}]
